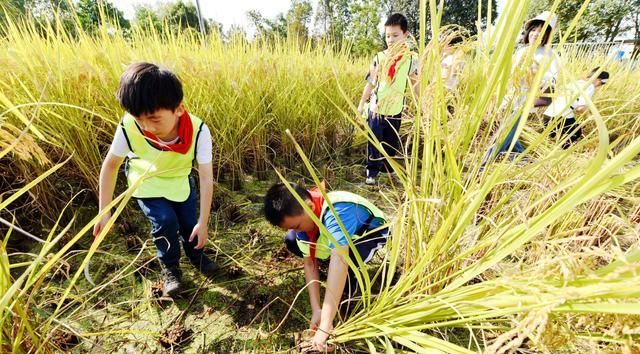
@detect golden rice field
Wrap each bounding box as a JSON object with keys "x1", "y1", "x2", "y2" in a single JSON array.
[{"x1": 1, "y1": 1, "x2": 640, "y2": 353}]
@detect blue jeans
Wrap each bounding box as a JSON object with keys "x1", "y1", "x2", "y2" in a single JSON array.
[
  {"x1": 136, "y1": 178, "x2": 203, "y2": 268},
  {"x1": 482, "y1": 115, "x2": 526, "y2": 165},
  {"x1": 367, "y1": 110, "x2": 402, "y2": 178},
  {"x1": 496, "y1": 116, "x2": 526, "y2": 154}
]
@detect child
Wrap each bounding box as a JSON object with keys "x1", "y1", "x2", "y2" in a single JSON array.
[
  {"x1": 264, "y1": 182, "x2": 388, "y2": 352},
  {"x1": 485, "y1": 11, "x2": 561, "y2": 162},
  {"x1": 93, "y1": 62, "x2": 218, "y2": 296},
  {"x1": 441, "y1": 31, "x2": 467, "y2": 92},
  {"x1": 543, "y1": 68, "x2": 609, "y2": 148},
  {"x1": 357, "y1": 13, "x2": 419, "y2": 185}
]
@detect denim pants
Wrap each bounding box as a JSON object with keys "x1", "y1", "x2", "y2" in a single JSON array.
[
  {"x1": 482, "y1": 115, "x2": 526, "y2": 165},
  {"x1": 367, "y1": 110, "x2": 403, "y2": 178},
  {"x1": 136, "y1": 178, "x2": 203, "y2": 268}
]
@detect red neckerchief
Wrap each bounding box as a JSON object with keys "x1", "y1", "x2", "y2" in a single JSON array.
[
  {"x1": 307, "y1": 182, "x2": 326, "y2": 267},
  {"x1": 142, "y1": 111, "x2": 194, "y2": 154},
  {"x1": 388, "y1": 54, "x2": 404, "y2": 81}
]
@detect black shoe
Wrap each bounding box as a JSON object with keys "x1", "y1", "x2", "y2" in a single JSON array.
[
  {"x1": 162, "y1": 265, "x2": 182, "y2": 296},
  {"x1": 190, "y1": 255, "x2": 219, "y2": 276}
]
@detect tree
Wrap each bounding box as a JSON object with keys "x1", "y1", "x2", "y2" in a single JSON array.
[
  {"x1": 286, "y1": 0, "x2": 313, "y2": 39},
  {"x1": 0, "y1": 0, "x2": 27, "y2": 25},
  {"x1": 247, "y1": 9, "x2": 267, "y2": 34},
  {"x1": 1, "y1": 0, "x2": 78, "y2": 37},
  {"x1": 528, "y1": 0, "x2": 640, "y2": 41},
  {"x1": 442, "y1": 0, "x2": 497, "y2": 34},
  {"x1": 313, "y1": 0, "x2": 353, "y2": 42},
  {"x1": 225, "y1": 23, "x2": 246, "y2": 42},
  {"x1": 348, "y1": 0, "x2": 383, "y2": 56},
  {"x1": 134, "y1": 5, "x2": 162, "y2": 32},
  {"x1": 76, "y1": 0, "x2": 130, "y2": 34},
  {"x1": 162, "y1": 0, "x2": 205, "y2": 33},
  {"x1": 585, "y1": 0, "x2": 635, "y2": 41},
  {"x1": 247, "y1": 1, "x2": 311, "y2": 40},
  {"x1": 383, "y1": 0, "x2": 497, "y2": 40}
]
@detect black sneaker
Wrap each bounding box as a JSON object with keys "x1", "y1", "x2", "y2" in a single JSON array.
[
  {"x1": 162, "y1": 265, "x2": 182, "y2": 297},
  {"x1": 190, "y1": 255, "x2": 219, "y2": 277}
]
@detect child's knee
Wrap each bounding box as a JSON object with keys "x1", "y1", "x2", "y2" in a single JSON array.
[{"x1": 150, "y1": 213, "x2": 179, "y2": 234}]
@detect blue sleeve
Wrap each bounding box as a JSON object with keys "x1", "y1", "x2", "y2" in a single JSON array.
[{"x1": 323, "y1": 203, "x2": 372, "y2": 249}]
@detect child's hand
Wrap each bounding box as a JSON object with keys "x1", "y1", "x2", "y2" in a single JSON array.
[
  {"x1": 189, "y1": 223, "x2": 208, "y2": 249},
  {"x1": 309, "y1": 327, "x2": 334, "y2": 353},
  {"x1": 92, "y1": 212, "x2": 112, "y2": 237}
]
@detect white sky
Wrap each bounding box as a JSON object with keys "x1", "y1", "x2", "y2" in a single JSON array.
[
  {"x1": 110, "y1": 0, "x2": 295, "y2": 33},
  {"x1": 110, "y1": 0, "x2": 508, "y2": 34}
]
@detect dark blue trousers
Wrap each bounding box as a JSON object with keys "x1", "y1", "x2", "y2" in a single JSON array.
[{"x1": 136, "y1": 179, "x2": 204, "y2": 268}]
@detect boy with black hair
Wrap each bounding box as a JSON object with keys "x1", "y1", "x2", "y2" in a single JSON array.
[
  {"x1": 264, "y1": 182, "x2": 388, "y2": 352},
  {"x1": 93, "y1": 62, "x2": 218, "y2": 296},
  {"x1": 357, "y1": 13, "x2": 419, "y2": 185},
  {"x1": 543, "y1": 67, "x2": 609, "y2": 147}
]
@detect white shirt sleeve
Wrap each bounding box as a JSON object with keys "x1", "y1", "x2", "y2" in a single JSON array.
[
  {"x1": 108, "y1": 125, "x2": 131, "y2": 157},
  {"x1": 574, "y1": 84, "x2": 596, "y2": 108},
  {"x1": 196, "y1": 124, "x2": 213, "y2": 164}
]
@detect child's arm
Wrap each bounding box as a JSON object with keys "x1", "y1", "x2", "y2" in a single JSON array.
[
  {"x1": 574, "y1": 105, "x2": 589, "y2": 115},
  {"x1": 409, "y1": 53, "x2": 420, "y2": 100},
  {"x1": 311, "y1": 245, "x2": 349, "y2": 350},
  {"x1": 189, "y1": 162, "x2": 213, "y2": 249},
  {"x1": 357, "y1": 82, "x2": 375, "y2": 115},
  {"x1": 357, "y1": 59, "x2": 378, "y2": 115},
  {"x1": 93, "y1": 152, "x2": 125, "y2": 237},
  {"x1": 410, "y1": 73, "x2": 419, "y2": 100},
  {"x1": 303, "y1": 256, "x2": 322, "y2": 330}
]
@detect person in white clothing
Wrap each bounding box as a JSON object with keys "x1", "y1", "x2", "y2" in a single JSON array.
[
  {"x1": 543, "y1": 68, "x2": 609, "y2": 148},
  {"x1": 486, "y1": 11, "x2": 561, "y2": 162}
]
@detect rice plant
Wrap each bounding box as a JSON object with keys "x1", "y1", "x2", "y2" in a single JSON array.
[
  {"x1": 1, "y1": 0, "x2": 639, "y2": 352},
  {"x1": 302, "y1": 0, "x2": 640, "y2": 352}
]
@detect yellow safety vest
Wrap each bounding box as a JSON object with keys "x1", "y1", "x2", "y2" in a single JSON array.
[
  {"x1": 296, "y1": 191, "x2": 387, "y2": 260},
  {"x1": 121, "y1": 113, "x2": 203, "y2": 202}
]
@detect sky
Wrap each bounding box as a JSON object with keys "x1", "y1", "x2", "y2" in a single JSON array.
[
  {"x1": 110, "y1": 0, "x2": 508, "y2": 34},
  {"x1": 110, "y1": 0, "x2": 294, "y2": 34}
]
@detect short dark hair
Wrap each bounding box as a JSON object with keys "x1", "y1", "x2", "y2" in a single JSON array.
[
  {"x1": 385, "y1": 13, "x2": 408, "y2": 33},
  {"x1": 116, "y1": 62, "x2": 183, "y2": 117},
  {"x1": 523, "y1": 20, "x2": 553, "y2": 45},
  {"x1": 263, "y1": 182, "x2": 311, "y2": 226},
  {"x1": 589, "y1": 67, "x2": 610, "y2": 81}
]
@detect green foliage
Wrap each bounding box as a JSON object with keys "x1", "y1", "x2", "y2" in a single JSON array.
[
  {"x1": 286, "y1": 0, "x2": 313, "y2": 39},
  {"x1": 76, "y1": 0, "x2": 130, "y2": 35},
  {"x1": 529, "y1": 0, "x2": 640, "y2": 41},
  {"x1": 347, "y1": 0, "x2": 383, "y2": 56},
  {"x1": 384, "y1": 0, "x2": 498, "y2": 39},
  {"x1": 314, "y1": 0, "x2": 354, "y2": 42},
  {"x1": 248, "y1": 1, "x2": 313, "y2": 41},
  {"x1": 0, "y1": 0, "x2": 27, "y2": 25},
  {"x1": 161, "y1": 0, "x2": 203, "y2": 33},
  {"x1": 133, "y1": 5, "x2": 162, "y2": 33}
]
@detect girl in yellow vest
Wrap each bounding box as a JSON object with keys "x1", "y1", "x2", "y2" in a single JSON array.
[
  {"x1": 357, "y1": 13, "x2": 419, "y2": 185},
  {"x1": 93, "y1": 63, "x2": 217, "y2": 297},
  {"x1": 263, "y1": 182, "x2": 389, "y2": 352}
]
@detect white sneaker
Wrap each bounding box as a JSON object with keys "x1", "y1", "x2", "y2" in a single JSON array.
[{"x1": 365, "y1": 177, "x2": 376, "y2": 185}]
